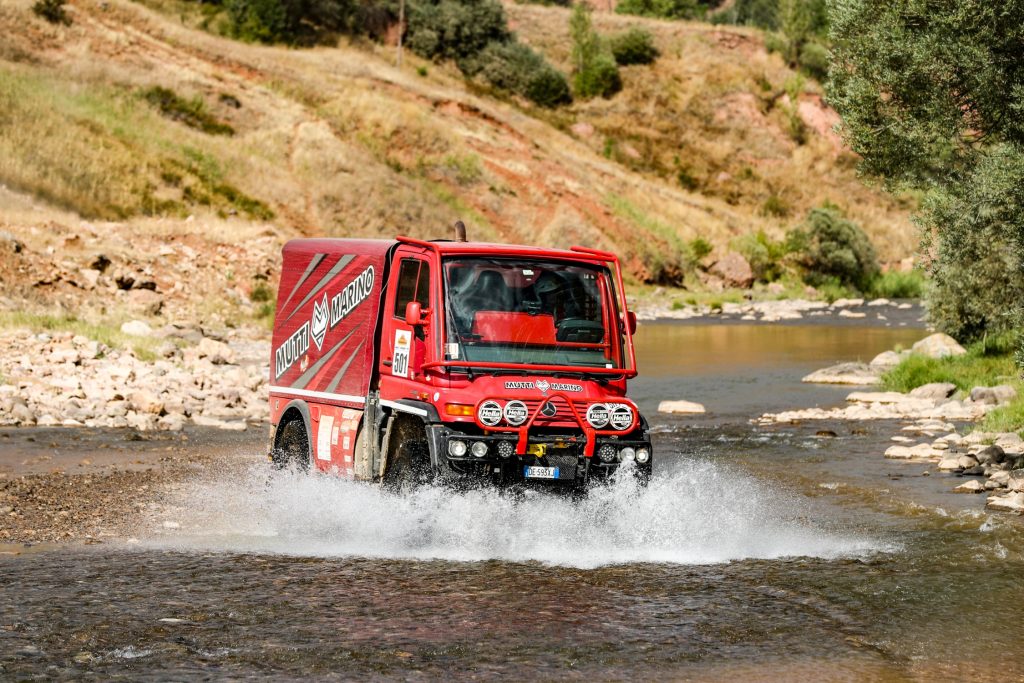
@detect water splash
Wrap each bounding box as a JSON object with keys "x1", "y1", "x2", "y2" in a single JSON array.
[{"x1": 146, "y1": 459, "x2": 887, "y2": 568}]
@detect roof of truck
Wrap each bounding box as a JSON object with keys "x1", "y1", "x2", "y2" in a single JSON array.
[{"x1": 282, "y1": 237, "x2": 617, "y2": 264}]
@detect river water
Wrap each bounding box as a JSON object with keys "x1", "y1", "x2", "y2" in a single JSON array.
[{"x1": 3, "y1": 323, "x2": 1024, "y2": 681}]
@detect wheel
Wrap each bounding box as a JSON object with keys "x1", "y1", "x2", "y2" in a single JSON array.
[
  {"x1": 271, "y1": 417, "x2": 310, "y2": 472},
  {"x1": 382, "y1": 418, "x2": 432, "y2": 490}
]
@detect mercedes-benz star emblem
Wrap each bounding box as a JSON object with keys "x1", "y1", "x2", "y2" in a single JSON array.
[{"x1": 540, "y1": 401, "x2": 557, "y2": 418}]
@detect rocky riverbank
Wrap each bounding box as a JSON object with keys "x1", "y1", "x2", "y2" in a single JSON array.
[
  {"x1": 0, "y1": 326, "x2": 269, "y2": 431},
  {"x1": 635, "y1": 294, "x2": 924, "y2": 327},
  {"x1": 760, "y1": 332, "x2": 1024, "y2": 514}
]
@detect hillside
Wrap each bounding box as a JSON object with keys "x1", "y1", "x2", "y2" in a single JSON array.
[{"x1": 0, "y1": 0, "x2": 915, "y2": 316}]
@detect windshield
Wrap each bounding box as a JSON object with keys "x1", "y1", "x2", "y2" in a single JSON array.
[{"x1": 443, "y1": 257, "x2": 625, "y2": 369}]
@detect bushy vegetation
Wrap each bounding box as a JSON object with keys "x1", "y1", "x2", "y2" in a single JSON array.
[
  {"x1": 829, "y1": 0, "x2": 1024, "y2": 360},
  {"x1": 32, "y1": 0, "x2": 69, "y2": 24},
  {"x1": 569, "y1": 4, "x2": 621, "y2": 99},
  {"x1": 868, "y1": 269, "x2": 924, "y2": 299},
  {"x1": 733, "y1": 229, "x2": 791, "y2": 282},
  {"x1": 609, "y1": 27, "x2": 659, "y2": 66},
  {"x1": 142, "y1": 86, "x2": 234, "y2": 136},
  {"x1": 711, "y1": 0, "x2": 829, "y2": 80},
  {"x1": 463, "y1": 41, "x2": 571, "y2": 107},
  {"x1": 788, "y1": 207, "x2": 879, "y2": 291},
  {"x1": 616, "y1": 0, "x2": 725, "y2": 20}
]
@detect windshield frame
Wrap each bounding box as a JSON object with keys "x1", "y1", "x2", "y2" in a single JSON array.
[{"x1": 432, "y1": 255, "x2": 636, "y2": 377}]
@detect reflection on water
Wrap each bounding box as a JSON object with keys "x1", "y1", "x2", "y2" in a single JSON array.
[
  {"x1": 630, "y1": 324, "x2": 924, "y2": 417},
  {"x1": 149, "y1": 460, "x2": 884, "y2": 566}
]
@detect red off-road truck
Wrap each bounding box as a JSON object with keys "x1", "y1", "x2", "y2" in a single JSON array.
[{"x1": 268, "y1": 227, "x2": 652, "y2": 487}]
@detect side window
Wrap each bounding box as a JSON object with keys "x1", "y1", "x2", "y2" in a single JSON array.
[{"x1": 393, "y1": 259, "x2": 431, "y2": 318}]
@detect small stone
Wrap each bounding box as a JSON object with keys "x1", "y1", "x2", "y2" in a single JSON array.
[
  {"x1": 986, "y1": 491, "x2": 1024, "y2": 514},
  {"x1": 803, "y1": 363, "x2": 880, "y2": 385},
  {"x1": 975, "y1": 445, "x2": 1005, "y2": 465},
  {"x1": 196, "y1": 337, "x2": 236, "y2": 364},
  {"x1": 869, "y1": 350, "x2": 902, "y2": 368},
  {"x1": 838, "y1": 309, "x2": 866, "y2": 319},
  {"x1": 1008, "y1": 469, "x2": 1024, "y2": 493},
  {"x1": 969, "y1": 385, "x2": 1018, "y2": 406},
  {"x1": 162, "y1": 521, "x2": 180, "y2": 529},
  {"x1": 120, "y1": 320, "x2": 153, "y2": 337}
]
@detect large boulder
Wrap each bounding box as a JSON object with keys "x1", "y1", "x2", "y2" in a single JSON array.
[
  {"x1": 911, "y1": 333, "x2": 966, "y2": 359},
  {"x1": 196, "y1": 337, "x2": 236, "y2": 365},
  {"x1": 709, "y1": 252, "x2": 754, "y2": 289},
  {"x1": 909, "y1": 383, "x2": 956, "y2": 400},
  {"x1": 869, "y1": 350, "x2": 903, "y2": 368},
  {"x1": 987, "y1": 492, "x2": 1024, "y2": 514},
  {"x1": 969, "y1": 385, "x2": 1018, "y2": 406}
]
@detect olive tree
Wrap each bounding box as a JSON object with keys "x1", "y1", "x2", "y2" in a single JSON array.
[{"x1": 828, "y1": 0, "x2": 1024, "y2": 348}]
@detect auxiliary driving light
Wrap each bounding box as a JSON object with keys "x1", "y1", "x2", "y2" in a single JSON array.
[
  {"x1": 619, "y1": 446, "x2": 636, "y2": 462},
  {"x1": 587, "y1": 403, "x2": 610, "y2": 429},
  {"x1": 598, "y1": 443, "x2": 617, "y2": 463},
  {"x1": 448, "y1": 440, "x2": 468, "y2": 457},
  {"x1": 497, "y1": 441, "x2": 515, "y2": 459},
  {"x1": 608, "y1": 404, "x2": 633, "y2": 431},
  {"x1": 471, "y1": 441, "x2": 488, "y2": 458},
  {"x1": 635, "y1": 447, "x2": 650, "y2": 464},
  {"x1": 503, "y1": 400, "x2": 528, "y2": 426},
  {"x1": 477, "y1": 400, "x2": 503, "y2": 426}
]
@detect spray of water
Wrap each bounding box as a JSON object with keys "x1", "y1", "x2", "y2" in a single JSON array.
[{"x1": 147, "y1": 459, "x2": 886, "y2": 568}]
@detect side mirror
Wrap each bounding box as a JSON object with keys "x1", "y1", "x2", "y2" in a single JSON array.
[
  {"x1": 404, "y1": 301, "x2": 423, "y2": 326},
  {"x1": 624, "y1": 311, "x2": 637, "y2": 335}
]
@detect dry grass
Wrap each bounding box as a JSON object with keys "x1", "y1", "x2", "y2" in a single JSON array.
[{"x1": 0, "y1": 0, "x2": 916, "y2": 286}]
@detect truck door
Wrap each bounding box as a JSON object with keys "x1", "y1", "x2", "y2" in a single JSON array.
[{"x1": 382, "y1": 254, "x2": 433, "y2": 384}]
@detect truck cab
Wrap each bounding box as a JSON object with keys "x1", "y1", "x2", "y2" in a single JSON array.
[{"x1": 268, "y1": 233, "x2": 651, "y2": 488}]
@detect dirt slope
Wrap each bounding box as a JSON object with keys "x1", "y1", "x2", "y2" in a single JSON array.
[{"x1": 0, "y1": 0, "x2": 914, "y2": 292}]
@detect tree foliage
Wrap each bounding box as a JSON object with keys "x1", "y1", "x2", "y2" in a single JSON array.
[
  {"x1": 788, "y1": 207, "x2": 879, "y2": 290},
  {"x1": 569, "y1": 4, "x2": 621, "y2": 99},
  {"x1": 609, "y1": 27, "x2": 659, "y2": 66},
  {"x1": 829, "y1": 0, "x2": 1024, "y2": 347}
]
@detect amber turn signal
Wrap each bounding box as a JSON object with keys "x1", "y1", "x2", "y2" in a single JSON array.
[{"x1": 445, "y1": 403, "x2": 475, "y2": 417}]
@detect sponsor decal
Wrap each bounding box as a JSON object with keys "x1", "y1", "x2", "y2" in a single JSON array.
[
  {"x1": 311, "y1": 294, "x2": 329, "y2": 351},
  {"x1": 275, "y1": 321, "x2": 310, "y2": 379},
  {"x1": 503, "y1": 400, "x2": 528, "y2": 426},
  {"x1": 503, "y1": 380, "x2": 583, "y2": 393},
  {"x1": 274, "y1": 264, "x2": 375, "y2": 380},
  {"x1": 609, "y1": 404, "x2": 633, "y2": 431},
  {"x1": 478, "y1": 400, "x2": 503, "y2": 426}
]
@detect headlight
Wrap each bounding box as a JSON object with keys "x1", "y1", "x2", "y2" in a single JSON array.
[
  {"x1": 477, "y1": 400, "x2": 503, "y2": 426},
  {"x1": 471, "y1": 441, "x2": 488, "y2": 458},
  {"x1": 598, "y1": 443, "x2": 617, "y2": 463},
  {"x1": 609, "y1": 404, "x2": 633, "y2": 431},
  {"x1": 586, "y1": 403, "x2": 610, "y2": 429},
  {"x1": 619, "y1": 446, "x2": 636, "y2": 461},
  {"x1": 635, "y1": 447, "x2": 650, "y2": 464},
  {"x1": 503, "y1": 400, "x2": 528, "y2": 426},
  {"x1": 448, "y1": 440, "x2": 468, "y2": 457}
]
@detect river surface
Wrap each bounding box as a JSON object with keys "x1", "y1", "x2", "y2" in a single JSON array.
[{"x1": 3, "y1": 323, "x2": 1024, "y2": 681}]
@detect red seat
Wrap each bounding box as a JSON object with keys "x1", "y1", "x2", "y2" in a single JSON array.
[{"x1": 472, "y1": 312, "x2": 557, "y2": 344}]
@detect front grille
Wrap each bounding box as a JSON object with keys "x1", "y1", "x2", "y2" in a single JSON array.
[{"x1": 518, "y1": 397, "x2": 590, "y2": 425}]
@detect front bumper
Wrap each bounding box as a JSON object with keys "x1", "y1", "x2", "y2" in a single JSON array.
[{"x1": 426, "y1": 425, "x2": 652, "y2": 485}]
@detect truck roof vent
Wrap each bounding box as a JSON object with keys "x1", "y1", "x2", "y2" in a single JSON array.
[{"x1": 454, "y1": 220, "x2": 467, "y2": 242}]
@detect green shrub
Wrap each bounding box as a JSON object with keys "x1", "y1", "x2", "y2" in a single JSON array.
[
  {"x1": 469, "y1": 41, "x2": 571, "y2": 107},
  {"x1": 733, "y1": 230, "x2": 792, "y2": 282},
  {"x1": 570, "y1": 4, "x2": 622, "y2": 99},
  {"x1": 689, "y1": 237, "x2": 713, "y2": 261},
  {"x1": 615, "y1": 0, "x2": 702, "y2": 20},
  {"x1": 761, "y1": 194, "x2": 790, "y2": 217},
  {"x1": 799, "y1": 40, "x2": 830, "y2": 81},
  {"x1": 881, "y1": 339, "x2": 1019, "y2": 393},
  {"x1": 789, "y1": 207, "x2": 879, "y2": 291},
  {"x1": 609, "y1": 28, "x2": 659, "y2": 66},
  {"x1": 868, "y1": 269, "x2": 924, "y2": 299},
  {"x1": 32, "y1": 0, "x2": 69, "y2": 24},
  {"x1": 406, "y1": 0, "x2": 511, "y2": 65},
  {"x1": 142, "y1": 86, "x2": 234, "y2": 136}
]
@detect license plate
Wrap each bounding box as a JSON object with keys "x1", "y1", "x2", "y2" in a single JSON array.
[{"x1": 524, "y1": 466, "x2": 559, "y2": 480}]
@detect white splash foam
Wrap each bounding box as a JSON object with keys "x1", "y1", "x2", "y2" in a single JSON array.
[{"x1": 147, "y1": 460, "x2": 887, "y2": 568}]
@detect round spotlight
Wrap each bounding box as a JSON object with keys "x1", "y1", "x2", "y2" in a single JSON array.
[
  {"x1": 503, "y1": 400, "x2": 528, "y2": 426},
  {"x1": 619, "y1": 446, "x2": 636, "y2": 462},
  {"x1": 477, "y1": 400, "x2": 503, "y2": 426},
  {"x1": 635, "y1": 447, "x2": 650, "y2": 464},
  {"x1": 598, "y1": 443, "x2": 617, "y2": 463},
  {"x1": 609, "y1": 405, "x2": 633, "y2": 431},
  {"x1": 448, "y1": 440, "x2": 468, "y2": 457},
  {"x1": 497, "y1": 441, "x2": 515, "y2": 459},
  {"x1": 471, "y1": 441, "x2": 488, "y2": 458},
  {"x1": 587, "y1": 403, "x2": 610, "y2": 429}
]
